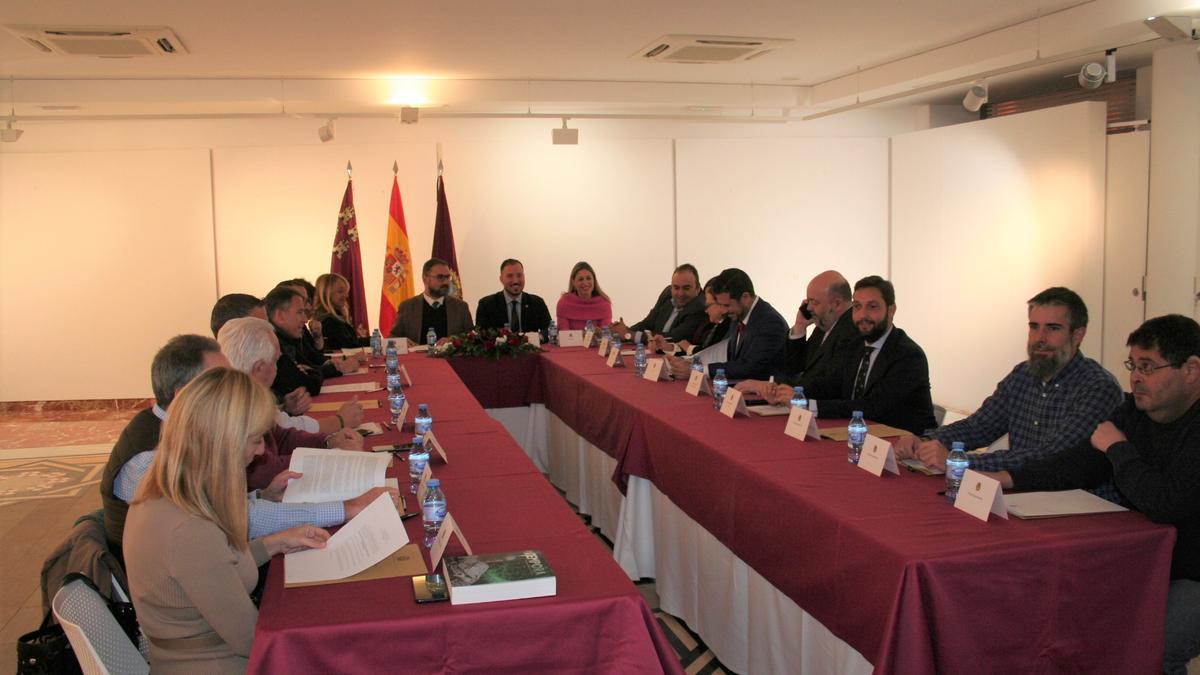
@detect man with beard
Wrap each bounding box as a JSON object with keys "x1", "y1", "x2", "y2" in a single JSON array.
[
  {"x1": 984, "y1": 315, "x2": 1200, "y2": 674},
  {"x1": 389, "y1": 257, "x2": 473, "y2": 343},
  {"x1": 899, "y1": 286, "x2": 1122, "y2": 472},
  {"x1": 806, "y1": 275, "x2": 937, "y2": 434},
  {"x1": 474, "y1": 258, "x2": 552, "y2": 334}
]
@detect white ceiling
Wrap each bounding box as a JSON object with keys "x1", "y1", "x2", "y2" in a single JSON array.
[{"x1": 0, "y1": 0, "x2": 1195, "y2": 118}]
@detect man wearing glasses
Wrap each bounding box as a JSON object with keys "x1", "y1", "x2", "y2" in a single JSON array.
[
  {"x1": 389, "y1": 257, "x2": 473, "y2": 344},
  {"x1": 988, "y1": 314, "x2": 1200, "y2": 675},
  {"x1": 896, "y1": 287, "x2": 1123, "y2": 479}
]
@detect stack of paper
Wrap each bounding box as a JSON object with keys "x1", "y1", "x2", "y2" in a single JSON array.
[
  {"x1": 1005, "y1": 490, "x2": 1128, "y2": 519},
  {"x1": 284, "y1": 492, "x2": 410, "y2": 585}
]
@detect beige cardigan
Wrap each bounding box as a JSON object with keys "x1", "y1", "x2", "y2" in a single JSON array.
[{"x1": 124, "y1": 498, "x2": 270, "y2": 674}]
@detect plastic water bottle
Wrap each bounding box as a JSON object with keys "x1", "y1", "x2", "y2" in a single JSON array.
[
  {"x1": 712, "y1": 368, "x2": 728, "y2": 410},
  {"x1": 602, "y1": 324, "x2": 612, "y2": 343},
  {"x1": 414, "y1": 403, "x2": 432, "y2": 435},
  {"x1": 610, "y1": 337, "x2": 624, "y2": 367},
  {"x1": 847, "y1": 411, "x2": 867, "y2": 464},
  {"x1": 422, "y1": 479, "x2": 447, "y2": 548},
  {"x1": 408, "y1": 434, "x2": 430, "y2": 494},
  {"x1": 547, "y1": 320, "x2": 558, "y2": 346},
  {"x1": 386, "y1": 369, "x2": 402, "y2": 392},
  {"x1": 790, "y1": 386, "x2": 808, "y2": 410},
  {"x1": 634, "y1": 339, "x2": 647, "y2": 377},
  {"x1": 425, "y1": 327, "x2": 436, "y2": 353},
  {"x1": 691, "y1": 355, "x2": 704, "y2": 373},
  {"x1": 385, "y1": 341, "x2": 398, "y2": 371},
  {"x1": 945, "y1": 441, "x2": 969, "y2": 503},
  {"x1": 388, "y1": 387, "x2": 406, "y2": 426},
  {"x1": 370, "y1": 329, "x2": 383, "y2": 358}
]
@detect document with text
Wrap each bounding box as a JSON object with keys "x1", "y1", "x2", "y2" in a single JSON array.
[
  {"x1": 282, "y1": 447, "x2": 390, "y2": 503},
  {"x1": 284, "y1": 492, "x2": 409, "y2": 585}
]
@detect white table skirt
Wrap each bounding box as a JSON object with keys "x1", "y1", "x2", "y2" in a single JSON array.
[{"x1": 494, "y1": 404, "x2": 873, "y2": 675}]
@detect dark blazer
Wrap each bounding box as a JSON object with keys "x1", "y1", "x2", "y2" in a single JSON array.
[
  {"x1": 817, "y1": 326, "x2": 937, "y2": 435},
  {"x1": 784, "y1": 309, "x2": 860, "y2": 399},
  {"x1": 630, "y1": 286, "x2": 707, "y2": 342},
  {"x1": 389, "y1": 294, "x2": 473, "y2": 342},
  {"x1": 708, "y1": 297, "x2": 788, "y2": 381},
  {"x1": 272, "y1": 331, "x2": 324, "y2": 398},
  {"x1": 318, "y1": 313, "x2": 370, "y2": 350},
  {"x1": 475, "y1": 291, "x2": 552, "y2": 334}
]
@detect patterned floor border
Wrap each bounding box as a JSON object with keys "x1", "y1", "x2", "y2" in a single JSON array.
[{"x1": 0, "y1": 452, "x2": 109, "y2": 507}]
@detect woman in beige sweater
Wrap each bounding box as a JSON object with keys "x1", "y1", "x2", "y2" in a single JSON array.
[{"x1": 124, "y1": 368, "x2": 329, "y2": 673}]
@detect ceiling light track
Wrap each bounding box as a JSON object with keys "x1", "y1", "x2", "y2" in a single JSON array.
[
  {"x1": 802, "y1": 34, "x2": 1158, "y2": 121},
  {"x1": 1, "y1": 110, "x2": 790, "y2": 124}
]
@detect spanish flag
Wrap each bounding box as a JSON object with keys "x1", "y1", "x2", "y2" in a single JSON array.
[{"x1": 379, "y1": 172, "x2": 415, "y2": 333}]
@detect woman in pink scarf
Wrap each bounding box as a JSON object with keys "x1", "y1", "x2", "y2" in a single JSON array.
[{"x1": 555, "y1": 261, "x2": 612, "y2": 330}]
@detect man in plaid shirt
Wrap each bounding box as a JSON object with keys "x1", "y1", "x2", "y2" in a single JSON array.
[{"x1": 896, "y1": 287, "x2": 1122, "y2": 474}]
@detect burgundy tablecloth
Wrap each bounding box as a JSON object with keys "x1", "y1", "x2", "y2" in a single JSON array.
[
  {"x1": 446, "y1": 352, "x2": 545, "y2": 409},
  {"x1": 535, "y1": 348, "x2": 1177, "y2": 674},
  {"x1": 248, "y1": 355, "x2": 681, "y2": 674}
]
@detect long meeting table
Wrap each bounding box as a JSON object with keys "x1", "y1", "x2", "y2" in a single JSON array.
[
  {"x1": 247, "y1": 354, "x2": 682, "y2": 674},
  {"x1": 460, "y1": 346, "x2": 1177, "y2": 674}
]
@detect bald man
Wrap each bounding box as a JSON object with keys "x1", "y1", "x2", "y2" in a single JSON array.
[{"x1": 737, "y1": 270, "x2": 859, "y2": 403}]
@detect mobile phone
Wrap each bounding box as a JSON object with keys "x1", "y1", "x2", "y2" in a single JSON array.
[
  {"x1": 412, "y1": 573, "x2": 450, "y2": 603},
  {"x1": 800, "y1": 300, "x2": 813, "y2": 320}
]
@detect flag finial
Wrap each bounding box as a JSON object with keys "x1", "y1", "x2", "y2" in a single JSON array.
[
  {"x1": 346, "y1": 161, "x2": 353, "y2": 178},
  {"x1": 392, "y1": 160, "x2": 398, "y2": 175},
  {"x1": 436, "y1": 142, "x2": 443, "y2": 177}
]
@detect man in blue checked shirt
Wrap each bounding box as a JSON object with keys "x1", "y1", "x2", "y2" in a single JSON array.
[{"x1": 895, "y1": 287, "x2": 1123, "y2": 481}]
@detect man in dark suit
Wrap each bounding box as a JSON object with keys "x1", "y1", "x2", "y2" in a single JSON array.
[
  {"x1": 698, "y1": 268, "x2": 789, "y2": 381},
  {"x1": 737, "y1": 270, "x2": 858, "y2": 402},
  {"x1": 475, "y1": 258, "x2": 551, "y2": 334},
  {"x1": 809, "y1": 276, "x2": 937, "y2": 434},
  {"x1": 389, "y1": 257, "x2": 473, "y2": 343},
  {"x1": 610, "y1": 264, "x2": 707, "y2": 343}
]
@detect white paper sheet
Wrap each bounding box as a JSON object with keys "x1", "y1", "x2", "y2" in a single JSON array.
[
  {"x1": 1005, "y1": 490, "x2": 1128, "y2": 519},
  {"x1": 284, "y1": 492, "x2": 409, "y2": 584},
  {"x1": 282, "y1": 447, "x2": 390, "y2": 503}
]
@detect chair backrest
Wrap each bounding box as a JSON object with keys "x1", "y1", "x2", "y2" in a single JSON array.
[{"x1": 51, "y1": 579, "x2": 149, "y2": 675}]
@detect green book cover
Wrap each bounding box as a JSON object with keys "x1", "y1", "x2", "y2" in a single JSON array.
[{"x1": 443, "y1": 550, "x2": 556, "y2": 604}]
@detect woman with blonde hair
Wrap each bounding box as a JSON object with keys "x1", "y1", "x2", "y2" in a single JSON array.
[
  {"x1": 555, "y1": 261, "x2": 613, "y2": 330},
  {"x1": 124, "y1": 368, "x2": 329, "y2": 673},
  {"x1": 315, "y1": 272, "x2": 371, "y2": 350}
]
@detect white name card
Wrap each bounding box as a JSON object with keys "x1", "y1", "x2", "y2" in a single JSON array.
[
  {"x1": 784, "y1": 406, "x2": 821, "y2": 441},
  {"x1": 400, "y1": 364, "x2": 413, "y2": 387},
  {"x1": 583, "y1": 329, "x2": 596, "y2": 348},
  {"x1": 429, "y1": 512, "x2": 474, "y2": 571},
  {"x1": 857, "y1": 434, "x2": 900, "y2": 476},
  {"x1": 685, "y1": 369, "x2": 711, "y2": 396},
  {"x1": 417, "y1": 463, "x2": 433, "y2": 504},
  {"x1": 643, "y1": 358, "x2": 667, "y2": 381},
  {"x1": 557, "y1": 330, "x2": 585, "y2": 347},
  {"x1": 385, "y1": 337, "x2": 409, "y2": 354},
  {"x1": 605, "y1": 346, "x2": 621, "y2": 368},
  {"x1": 598, "y1": 336, "x2": 611, "y2": 357},
  {"x1": 719, "y1": 387, "x2": 750, "y2": 418},
  {"x1": 524, "y1": 332, "x2": 541, "y2": 347},
  {"x1": 425, "y1": 429, "x2": 448, "y2": 464},
  {"x1": 954, "y1": 470, "x2": 1008, "y2": 522}
]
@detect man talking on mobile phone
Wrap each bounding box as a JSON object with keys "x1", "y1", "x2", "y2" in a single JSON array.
[{"x1": 737, "y1": 270, "x2": 857, "y2": 402}]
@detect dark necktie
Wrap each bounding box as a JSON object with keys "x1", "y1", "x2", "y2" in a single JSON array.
[
  {"x1": 852, "y1": 346, "x2": 875, "y2": 399},
  {"x1": 509, "y1": 300, "x2": 521, "y2": 332},
  {"x1": 734, "y1": 322, "x2": 746, "y2": 356}
]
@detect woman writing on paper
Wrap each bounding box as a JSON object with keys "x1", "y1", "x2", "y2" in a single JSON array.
[
  {"x1": 555, "y1": 261, "x2": 613, "y2": 330},
  {"x1": 124, "y1": 368, "x2": 330, "y2": 673}
]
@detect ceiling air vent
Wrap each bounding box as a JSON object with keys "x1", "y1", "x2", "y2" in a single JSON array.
[
  {"x1": 633, "y1": 35, "x2": 792, "y2": 64},
  {"x1": 4, "y1": 25, "x2": 188, "y2": 57}
]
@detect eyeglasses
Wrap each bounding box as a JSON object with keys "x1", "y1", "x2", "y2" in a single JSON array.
[{"x1": 1123, "y1": 359, "x2": 1177, "y2": 375}]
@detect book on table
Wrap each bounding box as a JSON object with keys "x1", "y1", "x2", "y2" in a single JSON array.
[{"x1": 443, "y1": 549, "x2": 556, "y2": 605}]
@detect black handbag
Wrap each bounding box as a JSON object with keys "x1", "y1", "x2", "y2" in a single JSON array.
[{"x1": 15, "y1": 612, "x2": 82, "y2": 675}]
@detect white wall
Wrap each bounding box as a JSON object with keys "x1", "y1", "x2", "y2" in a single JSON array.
[
  {"x1": 675, "y1": 137, "x2": 889, "y2": 312},
  {"x1": 891, "y1": 102, "x2": 1108, "y2": 412},
  {"x1": 0, "y1": 149, "x2": 217, "y2": 400},
  {"x1": 0, "y1": 112, "x2": 918, "y2": 400}
]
